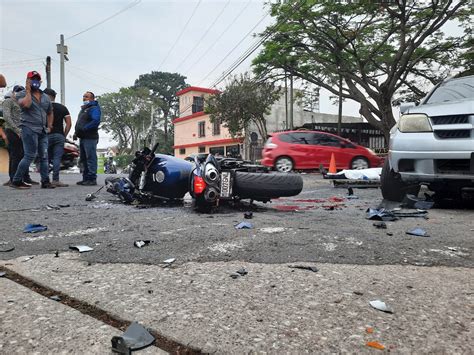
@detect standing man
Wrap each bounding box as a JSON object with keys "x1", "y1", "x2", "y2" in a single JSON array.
[
  {"x1": 3, "y1": 86, "x2": 37, "y2": 186},
  {"x1": 74, "y1": 91, "x2": 101, "y2": 186},
  {"x1": 10, "y1": 71, "x2": 55, "y2": 189},
  {"x1": 44, "y1": 88, "x2": 71, "y2": 187}
]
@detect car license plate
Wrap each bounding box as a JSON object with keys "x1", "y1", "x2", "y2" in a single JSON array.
[{"x1": 220, "y1": 171, "x2": 232, "y2": 198}]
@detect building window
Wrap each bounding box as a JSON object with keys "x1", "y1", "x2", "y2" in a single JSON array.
[
  {"x1": 212, "y1": 118, "x2": 221, "y2": 136},
  {"x1": 209, "y1": 146, "x2": 225, "y2": 156},
  {"x1": 198, "y1": 146, "x2": 206, "y2": 153},
  {"x1": 198, "y1": 121, "x2": 205, "y2": 137},
  {"x1": 179, "y1": 148, "x2": 186, "y2": 155},
  {"x1": 192, "y1": 96, "x2": 204, "y2": 113},
  {"x1": 226, "y1": 144, "x2": 241, "y2": 158}
]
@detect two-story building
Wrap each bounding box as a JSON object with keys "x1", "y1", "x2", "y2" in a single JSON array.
[{"x1": 173, "y1": 86, "x2": 243, "y2": 159}]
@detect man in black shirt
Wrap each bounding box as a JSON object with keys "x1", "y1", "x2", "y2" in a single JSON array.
[{"x1": 44, "y1": 88, "x2": 72, "y2": 187}]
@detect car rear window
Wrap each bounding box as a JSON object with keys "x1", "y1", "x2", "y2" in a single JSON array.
[
  {"x1": 279, "y1": 132, "x2": 314, "y2": 144},
  {"x1": 425, "y1": 76, "x2": 474, "y2": 104}
]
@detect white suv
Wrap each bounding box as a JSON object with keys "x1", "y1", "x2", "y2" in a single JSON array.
[{"x1": 381, "y1": 75, "x2": 474, "y2": 201}]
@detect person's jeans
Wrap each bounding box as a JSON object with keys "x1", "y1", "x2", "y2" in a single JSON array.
[
  {"x1": 48, "y1": 133, "x2": 65, "y2": 181},
  {"x1": 12, "y1": 126, "x2": 49, "y2": 184},
  {"x1": 5, "y1": 128, "x2": 31, "y2": 182},
  {"x1": 79, "y1": 138, "x2": 98, "y2": 181}
]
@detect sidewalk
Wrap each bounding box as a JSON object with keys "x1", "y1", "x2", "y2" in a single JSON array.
[{"x1": 1, "y1": 253, "x2": 472, "y2": 353}]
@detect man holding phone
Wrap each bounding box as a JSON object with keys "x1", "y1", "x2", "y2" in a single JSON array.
[{"x1": 10, "y1": 71, "x2": 55, "y2": 189}]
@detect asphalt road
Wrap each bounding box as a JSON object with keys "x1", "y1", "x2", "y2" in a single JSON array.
[{"x1": 1, "y1": 172, "x2": 472, "y2": 269}]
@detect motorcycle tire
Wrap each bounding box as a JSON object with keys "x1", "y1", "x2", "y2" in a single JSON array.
[{"x1": 233, "y1": 172, "x2": 303, "y2": 201}]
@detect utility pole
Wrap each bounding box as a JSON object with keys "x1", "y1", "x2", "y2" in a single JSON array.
[
  {"x1": 337, "y1": 75, "x2": 343, "y2": 136},
  {"x1": 150, "y1": 105, "x2": 155, "y2": 147},
  {"x1": 284, "y1": 72, "x2": 288, "y2": 130},
  {"x1": 289, "y1": 74, "x2": 294, "y2": 130},
  {"x1": 45, "y1": 56, "x2": 51, "y2": 89},
  {"x1": 56, "y1": 34, "x2": 68, "y2": 105}
]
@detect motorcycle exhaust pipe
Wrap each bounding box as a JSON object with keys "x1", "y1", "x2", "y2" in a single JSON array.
[
  {"x1": 204, "y1": 187, "x2": 219, "y2": 202},
  {"x1": 205, "y1": 165, "x2": 219, "y2": 183}
]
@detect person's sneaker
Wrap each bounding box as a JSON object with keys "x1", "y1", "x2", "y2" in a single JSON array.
[
  {"x1": 3, "y1": 180, "x2": 11, "y2": 186},
  {"x1": 24, "y1": 178, "x2": 39, "y2": 185},
  {"x1": 10, "y1": 181, "x2": 31, "y2": 189},
  {"x1": 41, "y1": 182, "x2": 56, "y2": 189},
  {"x1": 76, "y1": 180, "x2": 86, "y2": 185},
  {"x1": 52, "y1": 181, "x2": 69, "y2": 187},
  {"x1": 83, "y1": 180, "x2": 97, "y2": 186}
]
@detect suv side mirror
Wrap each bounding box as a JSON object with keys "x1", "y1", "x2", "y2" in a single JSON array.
[{"x1": 400, "y1": 102, "x2": 416, "y2": 114}]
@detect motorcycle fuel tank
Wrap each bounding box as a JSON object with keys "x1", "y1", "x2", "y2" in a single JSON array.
[{"x1": 142, "y1": 154, "x2": 194, "y2": 199}]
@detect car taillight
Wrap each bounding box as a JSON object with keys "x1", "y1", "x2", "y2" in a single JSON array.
[
  {"x1": 265, "y1": 142, "x2": 278, "y2": 149},
  {"x1": 193, "y1": 176, "x2": 206, "y2": 194}
]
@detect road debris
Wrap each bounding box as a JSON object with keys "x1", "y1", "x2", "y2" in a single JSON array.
[
  {"x1": 49, "y1": 295, "x2": 61, "y2": 301},
  {"x1": 353, "y1": 291, "x2": 364, "y2": 296},
  {"x1": 134, "y1": 240, "x2": 151, "y2": 248},
  {"x1": 366, "y1": 208, "x2": 397, "y2": 221},
  {"x1": 162, "y1": 258, "x2": 176, "y2": 268},
  {"x1": 366, "y1": 327, "x2": 374, "y2": 334},
  {"x1": 366, "y1": 341, "x2": 385, "y2": 350},
  {"x1": 236, "y1": 267, "x2": 248, "y2": 276},
  {"x1": 406, "y1": 228, "x2": 430, "y2": 237},
  {"x1": 85, "y1": 185, "x2": 105, "y2": 202},
  {"x1": 373, "y1": 221, "x2": 387, "y2": 229},
  {"x1": 369, "y1": 300, "x2": 393, "y2": 313},
  {"x1": 244, "y1": 212, "x2": 253, "y2": 219},
  {"x1": 288, "y1": 265, "x2": 319, "y2": 272},
  {"x1": 23, "y1": 223, "x2": 48, "y2": 233},
  {"x1": 111, "y1": 321, "x2": 155, "y2": 354},
  {"x1": 402, "y1": 194, "x2": 435, "y2": 210},
  {"x1": 69, "y1": 245, "x2": 94, "y2": 253},
  {"x1": 0, "y1": 243, "x2": 15, "y2": 252},
  {"x1": 0, "y1": 272, "x2": 6, "y2": 277},
  {"x1": 22, "y1": 256, "x2": 34, "y2": 262},
  {"x1": 235, "y1": 221, "x2": 253, "y2": 229}
]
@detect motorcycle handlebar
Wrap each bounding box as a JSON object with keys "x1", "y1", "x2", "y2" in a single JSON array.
[{"x1": 150, "y1": 143, "x2": 159, "y2": 156}]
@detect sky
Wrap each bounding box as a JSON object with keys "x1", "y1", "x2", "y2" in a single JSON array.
[{"x1": 0, "y1": 0, "x2": 462, "y2": 148}]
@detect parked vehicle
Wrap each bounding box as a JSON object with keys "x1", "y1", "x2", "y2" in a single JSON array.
[
  {"x1": 62, "y1": 139, "x2": 79, "y2": 170},
  {"x1": 381, "y1": 75, "x2": 474, "y2": 201},
  {"x1": 262, "y1": 130, "x2": 382, "y2": 172},
  {"x1": 104, "y1": 157, "x2": 117, "y2": 174},
  {"x1": 189, "y1": 153, "x2": 303, "y2": 212},
  {"x1": 106, "y1": 144, "x2": 303, "y2": 211}
]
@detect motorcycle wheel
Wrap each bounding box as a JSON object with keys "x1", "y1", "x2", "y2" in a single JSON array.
[
  {"x1": 193, "y1": 195, "x2": 213, "y2": 213},
  {"x1": 233, "y1": 172, "x2": 303, "y2": 201}
]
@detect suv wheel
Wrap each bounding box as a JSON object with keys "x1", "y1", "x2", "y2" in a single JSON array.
[
  {"x1": 381, "y1": 159, "x2": 420, "y2": 201},
  {"x1": 275, "y1": 156, "x2": 293, "y2": 173},
  {"x1": 351, "y1": 157, "x2": 369, "y2": 170}
]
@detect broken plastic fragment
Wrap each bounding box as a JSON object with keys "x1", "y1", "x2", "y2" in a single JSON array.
[
  {"x1": 406, "y1": 228, "x2": 429, "y2": 237},
  {"x1": 366, "y1": 327, "x2": 374, "y2": 334},
  {"x1": 163, "y1": 258, "x2": 176, "y2": 264},
  {"x1": 22, "y1": 256, "x2": 34, "y2": 262},
  {"x1": 369, "y1": 300, "x2": 393, "y2": 313},
  {"x1": 366, "y1": 208, "x2": 398, "y2": 221},
  {"x1": 260, "y1": 227, "x2": 285, "y2": 233},
  {"x1": 111, "y1": 321, "x2": 155, "y2": 354},
  {"x1": 366, "y1": 341, "x2": 385, "y2": 350},
  {"x1": 134, "y1": 240, "x2": 151, "y2": 248},
  {"x1": 236, "y1": 267, "x2": 248, "y2": 276},
  {"x1": 373, "y1": 221, "x2": 387, "y2": 229},
  {"x1": 0, "y1": 272, "x2": 6, "y2": 277},
  {"x1": 244, "y1": 212, "x2": 253, "y2": 219},
  {"x1": 49, "y1": 295, "x2": 61, "y2": 301},
  {"x1": 235, "y1": 222, "x2": 253, "y2": 229},
  {"x1": 288, "y1": 265, "x2": 319, "y2": 272},
  {"x1": 69, "y1": 245, "x2": 94, "y2": 253},
  {"x1": 23, "y1": 224, "x2": 48, "y2": 233}
]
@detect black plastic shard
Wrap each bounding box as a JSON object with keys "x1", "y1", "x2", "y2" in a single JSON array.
[
  {"x1": 402, "y1": 194, "x2": 435, "y2": 210},
  {"x1": 111, "y1": 322, "x2": 155, "y2": 354},
  {"x1": 366, "y1": 208, "x2": 398, "y2": 221},
  {"x1": 373, "y1": 221, "x2": 387, "y2": 229},
  {"x1": 288, "y1": 265, "x2": 319, "y2": 272}
]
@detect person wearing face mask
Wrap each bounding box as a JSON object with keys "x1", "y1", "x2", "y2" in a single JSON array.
[
  {"x1": 73, "y1": 91, "x2": 101, "y2": 186},
  {"x1": 10, "y1": 71, "x2": 55, "y2": 189},
  {"x1": 2, "y1": 85, "x2": 37, "y2": 186}
]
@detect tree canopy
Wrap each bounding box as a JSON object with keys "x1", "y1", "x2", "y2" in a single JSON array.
[
  {"x1": 134, "y1": 71, "x2": 189, "y2": 147},
  {"x1": 206, "y1": 73, "x2": 281, "y2": 140},
  {"x1": 253, "y1": 0, "x2": 471, "y2": 142}
]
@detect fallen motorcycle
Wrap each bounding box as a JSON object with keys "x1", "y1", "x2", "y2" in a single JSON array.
[{"x1": 106, "y1": 144, "x2": 303, "y2": 211}]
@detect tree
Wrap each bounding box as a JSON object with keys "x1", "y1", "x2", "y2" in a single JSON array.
[
  {"x1": 100, "y1": 87, "x2": 162, "y2": 154},
  {"x1": 206, "y1": 73, "x2": 281, "y2": 140},
  {"x1": 134, "y1": 72, "x2": 189, "y2": 149},
  {"x1": 253, "y1": 0, "x2": 471, "y2": 143}
]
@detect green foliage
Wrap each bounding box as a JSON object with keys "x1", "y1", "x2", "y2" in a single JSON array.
[
  {"x1": 134, "y1": 72, "x2": 189, "y2": 147},
  {"x1": 114, "y1": 154, "x2": 134, "y2": 168},
  {"x1": 205, "y1": 73, "x2": 281, "y2": 139},
  {"x1": 253, "y1": 0, "x2": 471, "y2": 142}
]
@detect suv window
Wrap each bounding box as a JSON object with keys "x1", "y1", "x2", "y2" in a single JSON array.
[
  {"x1": 313, "y1": 133, "x2": 342, "y2": 147},
  {"x1": 425, "y1": 76, "x2": 474, "y2": 104}
]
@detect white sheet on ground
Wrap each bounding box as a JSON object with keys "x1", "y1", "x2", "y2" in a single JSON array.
[{"x1": 336, "y1": 167, "x2": 382, "y2": 180}]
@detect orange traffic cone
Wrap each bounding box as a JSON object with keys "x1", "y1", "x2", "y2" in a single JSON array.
[{"x1": 329, "y1": 153, "x2": 337, "y2": 174}]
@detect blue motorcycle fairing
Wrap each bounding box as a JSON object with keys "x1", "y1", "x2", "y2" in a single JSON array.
[{"x1": 142, "y1": 154, "x2": 194, "y2": 199}]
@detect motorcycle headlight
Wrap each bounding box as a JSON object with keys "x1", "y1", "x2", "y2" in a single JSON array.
[{"x1": 398, "y1": 114, "x2": 432, "y2": 133}]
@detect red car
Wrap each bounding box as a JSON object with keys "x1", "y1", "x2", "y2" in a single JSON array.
[{"x1": 262, "y1": 130, "x2": 382, "y2": 172}]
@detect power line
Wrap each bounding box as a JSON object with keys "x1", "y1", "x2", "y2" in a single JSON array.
[
  {"x1": 198, "y1": 12, "x2": 269, "y2": 86},
  {"x1": 174, "y1": 0, "x2": 231, "y2": 73},
  {"x1": 66, "y1": 0, "x2": 141, "y2": 40},
  {"x1": 66, "y1": 62, "x2": 130, "y2": 87},
  {"x1": 209, "y1": 0, "x2": 306, "y2": 88},
  {"x1": 65, "y1": 67, "x2": 116, "y2": 92},
  {"x1": 158, "y1": 0, "x2": 203, "y2": 69},
  {"x1": 183, "y1": 0, "x2": 252, "y2": 75}
]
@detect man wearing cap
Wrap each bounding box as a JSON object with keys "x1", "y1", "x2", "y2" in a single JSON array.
[
  {"x1": 44, "y1": 88, "x2": 71, "y2": 187},
  {"x1": 2, "y1": 85, "x2": 37, "y2": 186},
  {"x1": 10, "y1": 71, "x2": 55, "y2": 189},
  {"x1": 73, "y1": 91, "x2": 101, "y2": 186}
]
